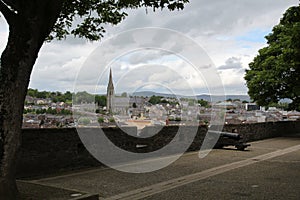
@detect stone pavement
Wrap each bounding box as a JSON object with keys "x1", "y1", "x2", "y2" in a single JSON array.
[
  {"x1": 18, "y1": 180, "x2": 99, "y2": 200},
  {"x1": 19, "y1": 134, "x2": 300, "y2": 199}
]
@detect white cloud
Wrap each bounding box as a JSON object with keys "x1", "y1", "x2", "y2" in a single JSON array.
[
  {"x1": 218, "y1": 57, "x2": 243, "y2": 70},
  {"x1": 29, "y1": 56, "x2": 86, "y2": 92},
  {"x1": 0, "y1": 14, "x2": 8, "y2": 52}
]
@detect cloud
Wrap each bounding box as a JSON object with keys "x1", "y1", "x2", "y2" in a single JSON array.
[
  {"x1": 29, "y1": 56, "x2": 85, "y2": 92},
  {"x1": 1, "y1": 0, "x2": 299, "y2": 95},
  {"x1": 126, "y1": 49, "x2": 172, "y2": 65},
  {"x1": 218, "y1": 57, "x2": 243, "y2": 70},
  {"x1": 0, "y1": 15, "x2": 8, "y2": 52}
]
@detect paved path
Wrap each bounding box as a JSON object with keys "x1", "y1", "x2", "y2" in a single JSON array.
[{"x1": 25, "y1": 135, "x2": 300, "y2": 199}]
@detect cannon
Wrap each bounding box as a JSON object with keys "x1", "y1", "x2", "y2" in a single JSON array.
[{"x1": 209, "y1": 130, "x2": 250, "y2": 151}]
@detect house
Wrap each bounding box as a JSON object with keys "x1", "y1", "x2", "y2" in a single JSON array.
[
  {"x1": 287, "y1": 111, "x2": 300, "y2": 121},
  {"x1": 215, "y1": 102, "x2": 237, "y2": 109},
  {"x1": 245, "y1": 103, "x2": 260, "y2": 111}
]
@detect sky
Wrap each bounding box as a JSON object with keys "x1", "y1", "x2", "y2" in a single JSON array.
[{"x1": 0, "y1": 0, "x2": 299, "y2": 96}]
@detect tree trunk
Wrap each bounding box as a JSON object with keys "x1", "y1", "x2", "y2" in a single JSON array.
[{"x1": 0, "y1": 1, "x2": 62, "y2": 199}]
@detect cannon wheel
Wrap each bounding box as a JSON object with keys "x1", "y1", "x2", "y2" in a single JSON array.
[
  {"x1": 236, "y1": 146, "x2": 245, "y2": 151},
  {"x1": 235, "y1": 143, "x2": 246, "y2": 151}
]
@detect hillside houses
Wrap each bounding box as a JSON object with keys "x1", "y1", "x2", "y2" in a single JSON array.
[
  {"x1": 23, "y1": 93, "x2": 300, "y2": 129},
  {"x1": 23, "y1": 95, "x2": 73, "y2": 128}
]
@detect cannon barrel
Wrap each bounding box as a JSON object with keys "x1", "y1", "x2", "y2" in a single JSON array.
[
  {"x1": 209, "y1": 130, "x2": 250, "y2": 150},
  {"x1": 220, "y1": 132, "x2": 241, "y2": 140},
  {"x1": 208, "y1": 130, "x2": 241, "y2": 140}
]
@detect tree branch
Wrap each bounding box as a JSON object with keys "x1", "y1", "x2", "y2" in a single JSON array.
[{"x1": 0, "y1": 0, "x2": 15, "y2": 24}]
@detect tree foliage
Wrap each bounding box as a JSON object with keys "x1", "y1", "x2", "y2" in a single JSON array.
[
  {"x1": 27, "y1": 88, "x2": 73, "y2": 102},
  {"x1": 245, "y1": 5, "x2": 300, "y2": 111},
  {"x1": 27, "y1": 88, "x2": 108, "y2": 106},
  {"x1": 48, "y1": 0, "x2": 189, "y2": 41},
  {"x1": 24, "y1": 108, "x2": 72, "y2": 115},
  {"x1": 0, "y1": 0, "x2": 188, "y2": 40},
  {"x1": 95, "y1": 95, "x2": 107, "y2": 107},
  {"x1": 198, "y1": 99, "x2": 209, "y2": 108},
  {"x1": 148, "y1": 95, "x2": 163, "y2": 104}
]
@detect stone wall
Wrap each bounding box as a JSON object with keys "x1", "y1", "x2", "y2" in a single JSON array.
[
  {"x1": 222, "y1": 121, "x2": 300, "y2": 142},
  {"x1": 18, "y1": 128, "x2": 99, "y2": 178},
  {"x1": 17, "y1": 121, "x2": 300, "y2": 177}
]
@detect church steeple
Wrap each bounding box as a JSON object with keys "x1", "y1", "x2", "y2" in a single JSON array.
[{"x1": 106, "y1": 68, "x2": 114, "y2": 113}]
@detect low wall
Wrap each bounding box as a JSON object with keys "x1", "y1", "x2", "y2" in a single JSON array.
[
  {"x1": 223, "y1": 121, "x2": 300, "y2": 141},
  {"x1": 18, "y1": 128, "x2": 99, "y2": 178},
  {"x1": 17, "y1": 121, "x2": 300, "y2": 178}
]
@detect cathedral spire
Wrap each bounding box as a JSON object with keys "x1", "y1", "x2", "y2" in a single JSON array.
[
  {"x1": 108, "y1": 68, "x2": 113, "y2": 85},
  {"x1": 106, "y1": 68, "x2": 114, "y2": 113}
]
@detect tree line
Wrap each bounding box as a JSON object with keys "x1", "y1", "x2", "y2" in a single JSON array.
[
  {"x1": 27, "y1": 88, "x2": 107, "y2": 107},
  {"x1": 24, "y1": 107, "x2": 72, "y2": 115}
]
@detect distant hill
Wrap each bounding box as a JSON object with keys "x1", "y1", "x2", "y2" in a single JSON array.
[
  {"x1": 132, "y1": 91, "x2": 177, "y2": 98},
  {"x1": 131, "y1": 91, "x2": 251, "y2": 102},
  {"x1": 196, "y1": 94, "x2": 251, "y2": 102}
]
